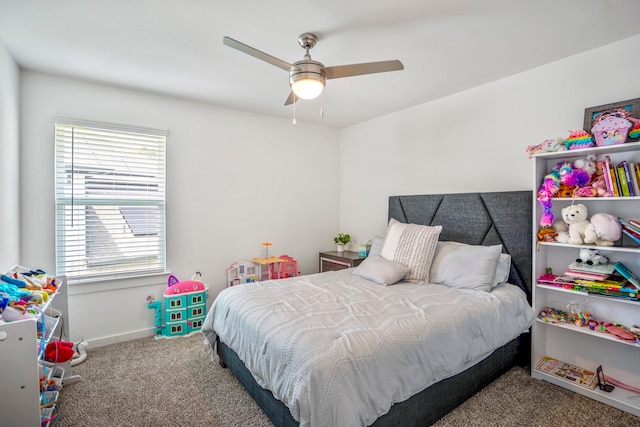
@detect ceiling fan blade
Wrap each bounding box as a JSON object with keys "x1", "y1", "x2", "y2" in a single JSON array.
[
  {"x1": 324, "y1": 60, "x2": 404, "y2": 79},
  {"x1": 223, "y1": 36, "x2": 292, "y2": 72},
  {"x1": 284, "y1": 91, "x2": 299, "y2": 105}
]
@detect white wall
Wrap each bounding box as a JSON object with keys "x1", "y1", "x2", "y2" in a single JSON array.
[
  {"x1": 339, "y1": 35, "x2": 640, "y2": 243},
  {"x1": 20, "y1": 72, "x2": 340, "y2": 345},
  {"x1": 16, "y1": 35, "x2": 640, "y2": 346},
  {"x1": 0, "y1": 39, "x2": 20, "y2": 266}
]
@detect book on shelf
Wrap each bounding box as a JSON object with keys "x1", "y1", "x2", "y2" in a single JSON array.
[
  {"x1": 629, "y1": 162, "x2": 640, "y2": 196},
  {"x1": 535, "y1": 356, "x2": 598, "y2": 390},
  {"x1": 585, "y1": 286, "x2": 639, "y2": 300},
  {"x1": 616, "y1": 163, "x2": 631, "y2": 196},
  {"x1": 624, "y1": 161, "x2": 636, "y2": 196},
  {"x1": 536, "y1": 275, "x2": 578, "y2": 287},
  {"x1": 566, "y1": 261, "x2": 615, "y2": 275},
  {"x1": 564, "y1": 269, "x2": 609, "y2": 281},
  {"x1": 618, "y1": 217, "x2": 640, "y2": 234},
  {"x1": 618, "y1": 217, "x2": 640, "y2": 245},
  {"x1": 613, "y1": 261, "x2": 640, "y2": 290},
  {"x1": 622, "y1": 225, "x2": 640, "y2": 239},
  {"x1": 604, "y1": 155, "x2": 620, "y2": 197},
  {"x1": 574, "y1": 276, "x2": 629, "y2": 290},
  {"x1": 621, "y1": 227, "x2": 640, "y2": 245}
]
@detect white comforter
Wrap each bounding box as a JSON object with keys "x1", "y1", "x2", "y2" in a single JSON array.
[{"x1": 202, "y1": 268, "x2": 534, "y2": 427}]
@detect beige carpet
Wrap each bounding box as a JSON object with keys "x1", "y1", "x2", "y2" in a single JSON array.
[{"x1": 52, "y1": 333, "x2": 640, "y2": 427}]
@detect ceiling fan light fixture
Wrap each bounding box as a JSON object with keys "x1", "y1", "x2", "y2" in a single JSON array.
[
  {"x1": 291, "y1": 76, "x2": 325, "y2": 100},
  {"x1": 290, "y1": 60, "x2": 326, "y2": 100}
]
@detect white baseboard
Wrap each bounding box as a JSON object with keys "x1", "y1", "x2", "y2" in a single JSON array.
[{"x1": 83, "y1": 327, "x2": 156, "y2": 348}]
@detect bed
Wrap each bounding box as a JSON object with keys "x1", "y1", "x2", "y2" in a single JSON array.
[{"x1": 202, "y1": 191, "x2": 534, "y2": 427}]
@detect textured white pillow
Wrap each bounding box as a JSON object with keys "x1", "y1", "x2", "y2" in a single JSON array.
[
  {"x1": 430, "y1": 242, "x2": 503, "y2": 292},
  {"x1": 352, "y1": 255, "x2": 410, "y2": 286},
  {"x1": 381, "y1": 222, "x2": 442, "y2": 284}
]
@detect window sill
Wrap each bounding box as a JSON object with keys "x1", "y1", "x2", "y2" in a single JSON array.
[{"x1": 67, "y1": 271, "x2": 170, "y2": 296}]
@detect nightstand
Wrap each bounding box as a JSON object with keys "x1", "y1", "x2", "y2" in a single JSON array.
[{"x1": 319, "y1": 251, "x2": 366, "y2": 272}]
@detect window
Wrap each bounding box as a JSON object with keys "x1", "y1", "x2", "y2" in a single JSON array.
[{"x1": 54, "y1": 122, "x2": 166, "y2": 282}]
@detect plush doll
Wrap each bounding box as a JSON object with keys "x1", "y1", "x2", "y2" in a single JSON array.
[
  {"x1": 557, "y1": 184, "x2": 576, "y2": 198},
  {"x1": 525, "y1": 137, "x2": 566, "y2": 158},
  {"x1": 590, "y1": 173, "x2": 609, "y2": 197},
  {"x1": 537, "y1": 155, "x2": 596, "y2": 228},
  {"x1": 555, "y1": 204, "x2": 621, "y2": 246},
  {"x1": 576, "y1": 248, "x2": 609, "y2": 265},
  {"x1": 575, "y1": 161, "x2": 609, "y2": 197}
]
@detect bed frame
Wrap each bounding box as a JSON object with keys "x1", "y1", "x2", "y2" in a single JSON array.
[{"x1": 216, "y1": 191, "x2": 533, "y2": 426}]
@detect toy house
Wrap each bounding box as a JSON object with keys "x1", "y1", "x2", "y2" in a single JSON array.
[
  {"x1": 147, "y1": 275, "x2": 207, "y2": 338},
  {"x1": 270, "y1": 255, "x2": 298, "y2": 279},
  {"x1": 226, "y1": 259, "x2": 261, "y2": 287},
  {"x1": 253, "y1": 254, "x2": 299, "y2": 280},
  {"x1": 226, "y1": 254, "x2": 299, "y2": 288}
]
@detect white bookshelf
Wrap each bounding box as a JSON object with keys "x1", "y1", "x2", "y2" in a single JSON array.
[{"x1": 531, "y1": 141, "x2": 640, "y2": 417}]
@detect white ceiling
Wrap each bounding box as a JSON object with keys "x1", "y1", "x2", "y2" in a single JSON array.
[{"x1": 1, "y1": 0, "x2": 640, "y2": 129}]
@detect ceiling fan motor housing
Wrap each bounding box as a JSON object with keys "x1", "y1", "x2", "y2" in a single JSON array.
[{"x1": 289, "y1": 60, "x2": 327, "y2": 89}]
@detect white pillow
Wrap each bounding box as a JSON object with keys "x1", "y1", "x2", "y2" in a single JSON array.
[
  {"x1": 493, "y1": 253, "x2": 512, "y2": 287},
  {"x1": 369, "y1": 235, "x2": 385, "y2": 256},
  {"x1": 429, "y1": 242, "x2": 503, "y2": 292},
  {"x1": 381, "y1": 222, "x2": 442, "y2": 284},
  {"x1": 352, "y1": 255, "x2": 410, "y2": 286}
]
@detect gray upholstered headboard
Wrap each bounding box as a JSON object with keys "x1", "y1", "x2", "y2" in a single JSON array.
[{"x1": 388, "y1": 191, "x2": 532, "y2": 301}]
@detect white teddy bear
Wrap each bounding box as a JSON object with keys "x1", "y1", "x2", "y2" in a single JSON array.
[{"x1": 555, "y1": 204, "x2": 621, "y2": 246}]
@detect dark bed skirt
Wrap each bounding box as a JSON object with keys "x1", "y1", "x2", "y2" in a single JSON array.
[{"x1": 216, "y1": 334, "x2": 529, "y2": 427}]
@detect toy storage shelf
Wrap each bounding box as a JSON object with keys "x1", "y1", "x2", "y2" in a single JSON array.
[
  {"x1": 531, "y1": 141, "x2": 640, "y2": 417},
  {"x1": 0, "y1": 273, "x2": 80, "y2": 426}
]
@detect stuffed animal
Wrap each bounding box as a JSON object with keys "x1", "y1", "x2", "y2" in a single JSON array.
[
  {"x1": 575, "y1": 161, "x2": 609, "y2": 197},
  {"x1": 557, "y1": 183, "x2": 576, "y2": 197},
  {"x1": 525, "y1": 137, "x2": 566, "y2": 158},
  {"x1": 590, "y1": 173, "x2": 609, "y2": 197},
  {"x1": 537, "y1": 155, "x2": 596, "y2": 228},
  {"x1": 576, "y1": 248, "x2": 609, "y2": 265},
  {"x1": 555, "y1": 204, "x2": 621, "y2": 246}
]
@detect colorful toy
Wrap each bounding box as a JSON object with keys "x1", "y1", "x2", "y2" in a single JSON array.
[
  {"x1": 555, "y1": 204, "x2": 621, "y2": 246},
  {"x1": 146, "y1": 273, "x2": 207, "y2": 338},
  {"x1": 629, "y1": 117, "x2": 640, "y2": 140},
  {"x1": 565, "y1": 129, "x2": 595, "y2": 150},
  {"x1": 537, "y1": 156, "x2": 595, "y2": 229},
  {"x1": 567, "y1": 301, "x2": 592, "y2": 326}
]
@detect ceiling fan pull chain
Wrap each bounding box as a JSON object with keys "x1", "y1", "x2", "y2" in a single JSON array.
[
  {"x1": 292, "y1": 94, "x2": 297, "y2": 126},
  {"x1": 320, "y1": 92, "x2": 324, "y2": 117}
]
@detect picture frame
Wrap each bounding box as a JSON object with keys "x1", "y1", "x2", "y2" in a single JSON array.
[{"x1": 583, "y1": 98, "x2": 640, "y2": 132}]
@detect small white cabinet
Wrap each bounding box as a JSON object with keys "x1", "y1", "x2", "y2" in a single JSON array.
[
  {"x1": 0, "y1": 273, "x2": 81, "y2": 426},
  {"x1": 531, "y1": 141, "x2": 640, "y2": 416}
]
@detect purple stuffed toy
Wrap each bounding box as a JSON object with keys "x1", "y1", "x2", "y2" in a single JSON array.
[{"x1": 537, "y1": 156, "x2": 596, "y2": 228}]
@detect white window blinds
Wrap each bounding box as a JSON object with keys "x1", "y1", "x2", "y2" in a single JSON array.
[{"x1": 54, "y1": 122, "x2": 167, "y2": 281}]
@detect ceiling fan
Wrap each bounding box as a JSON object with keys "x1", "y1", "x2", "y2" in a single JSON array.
[{"x1": 223, "y1": 33, "x2": 404, "y2": 105}]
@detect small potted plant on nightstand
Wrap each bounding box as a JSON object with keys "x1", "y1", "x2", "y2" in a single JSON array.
[{"x1": 334, "y1": 233, "x2": 351, "y2": 252}]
